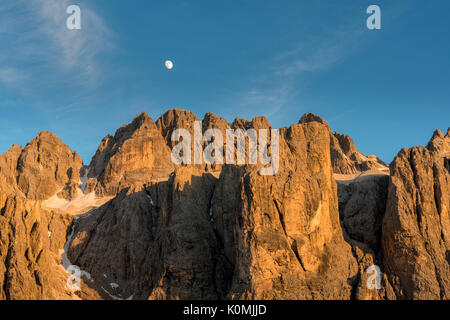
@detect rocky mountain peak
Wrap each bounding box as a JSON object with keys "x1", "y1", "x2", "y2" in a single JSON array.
[
  {"x1": 298, "y1": 112, "x2": 387, "y2": 174},
  {"x1": 249, "y1": 116, "x2": 272, "y2": 130},
  {"x1": 0, "y1": 108, "x2": 447, "y2": 301},
  {"x1": 7, "y1": 143, "x2": 23, "y2": 153},
  {"x1": 231, "y1": 117, "x2": 250, "y2": 130},
  {"x1": 202, "y1": 112, "x2": 229, "y2": 131},
  {"x1": 432, "y1": 129, "x2": 444, "y2": 139},
  {"x1": 334, "y1": 132, "x2": 358, "y2": 155},
  {"x1": 12, "y1": 131, "x2": 83, "y2": 200},
  {"x1": 299, "y1": 112, "x2": 331, "y2": 129},
  {"x1": 35, "y1": 130, "x2": 57, "y2": 140},
  {"x1": 0, "y1": 144, "x2": 23, "y2": 172},
  {"x1": 427, "y1": 128, "x2": 450, "y2": 154},
  {"x1": 383, "y1": 127, "x2": 450, "y2": 299},
  {"x1": 156, "y1": 108, "x2": 200, "y2": 148},
  {"x1": 114, "y1": 112, "x2": 157, "y2": 141},
  {"x1": 86, "y1": 112, "x2": 173, "y2": 196}
]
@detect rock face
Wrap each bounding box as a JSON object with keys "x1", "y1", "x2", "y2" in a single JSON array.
[
  {"x1": 382, "y1": 129, "x2": 450, "y2": 299},
  {"x1": 86, "y1": 113, "x2": 174, "y2": 196},
  {"x1": 222, "y1": 121, "x2": 358, "y2": 299},
  {"x1": 338, "y1": 174, "x2": 389, "y2": 253},
  {"x1": 67, "y1": 168, "x2": 223, "y2": 300},
  {"x1": 0, "y1": 108, "x2": 448, "y2": 301},
  {"x1": 299, "y1": 113, "x2": 387, "y2": 174},
  {"x1": 156, "y1": 108, "x2": 200, "y2": 149},
  {"x1": 0, "y1": 131, "x2": 83, "y2": 201},
  {"x1": 67, "y1": 115, "x2": 359, "y2": 300},
  {"x1": 336, "y1": 172, "x2": 395, "y2": 300},
  {"x1": 0, "y1": 176, "x2": 74, "y2": 299},
  {"x1": 0, "y1": 133, "x2": 98, "y2": 300}
]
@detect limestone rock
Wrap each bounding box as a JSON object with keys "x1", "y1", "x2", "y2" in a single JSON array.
[
  {"x1": 337, "y1": 174, "x2": 389, "y2": 252},
  {"x1": 299, "y1": 113, "x2": 387, "y2": 174},
  {"x1": 336, "y1": 172, "x2": 395, "y2": 300},
  {"x1": 1, "y1": 131, "x2": 83, "y2": 201},
  {"x1": 382, "y1": 129, "x2": 450, "y2": 299},
  {"x1": 223, "y1": 120, "x2": 358, "y2": 299},
  {"x1": 65, "y1": 115, "x2": 361, "y2": 300},
  {"x1": 0, "y1": 193, "x2": 75, "y2": 299},
  {"x1": 67, "y1": 167, "x2": 224, "y2": 300},
  {"x1": 87, "y1": 112, "x2": 174, "y2": 196},
  {"x1": 1, "y1": 109, "x2": 448, "y2": 301},
  {"x1": 156, "y1": 108, "x2": 200, "y2": 149}
]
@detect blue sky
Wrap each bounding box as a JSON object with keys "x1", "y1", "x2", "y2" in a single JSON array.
[{"x1": 0, "y1": 0, "x2": 449, "y2": 164}]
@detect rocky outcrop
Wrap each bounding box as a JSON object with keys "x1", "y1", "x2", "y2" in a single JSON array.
[
  {"x1": 0, "y1": 144, "x2": 23, "y2": 188},
  {"x1": 0, "y1": 131, "x2": 102, "y2": 300},
  {"x1": 382, "y1": 129, "x2": 450, "y2": 299},
  {"x1": 337, "y1": 174, "x2": 389, "y2": 253},
  {"x1": 156, "y1": 108, "x2": 200, "y2": 149},
  {"x1": 66, "y1": 116, "x2": 361, "y2": 300},
  {"x1": 67, "y1": 168, "x2": 224, "y2": 300},
  {"x1": 0, "y1": 191, "x2": 73, "y2": 299},
  {"x1": 336, "y1": 172, "x2": 395, "y2": 300},
  {"x1": 222, "y1": 120, "x2": 358, "y2": 299},
  {"x1": 0, "y1": 109, "x2": 448, "y2": 301},
  {"x1": 86, "y1": 113, "x2": 174, "y2": 196},
  {"x1": 0, "y1": 131, "x2": 83, "y2": 201},
  {"x1": 299, "y1": 113, "x2": 387, "y2": 174}
]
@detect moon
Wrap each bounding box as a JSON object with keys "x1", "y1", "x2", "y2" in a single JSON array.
[{"x1": 165, "y1": 60, "x2": 173, "y2": 70}]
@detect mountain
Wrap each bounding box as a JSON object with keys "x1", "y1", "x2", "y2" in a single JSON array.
[
  {"x1": 382, "y1": 129, "x2": 450, "y2": 299},
  {"x1": 0, "y1": 109, "x2": 448, "y2": 300}
]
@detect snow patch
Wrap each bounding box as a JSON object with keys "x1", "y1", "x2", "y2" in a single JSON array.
[
  {"x1": 59, "y1": 223, "x2": 94, "y2": 290},
  {"x1": 146, "y1": 194, "x2": 154, "y2": 206},
  {"x1": 43, "y1": 191, "x2": 112, "y2": 215},
  {"x1": 80, "y1": 168, "x2": 90, "y2": 192},
  {"x1": 110, "y1": 283, "x2": 119, "y2": 289},
  {"x1": 101, "y1": 286, "x2": 133, "y2": 301},
  {"x1": 209, "y1": 198, "x2": 215, "y2": 223},
  {"x1": 334, "y1": 169, "x2": 389, "y2": 185}
]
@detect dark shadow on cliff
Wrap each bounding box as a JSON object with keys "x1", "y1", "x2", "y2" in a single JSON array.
[{"x1": 64, "y1": 170, "x2": 234, "y2": 300}]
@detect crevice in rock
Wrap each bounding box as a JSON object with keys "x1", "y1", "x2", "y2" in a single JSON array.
[
  {"x1": 35, "y1": 249, "x2": 43, "y2": 264},
  {"x1": 33, "y1": 270, "x2": 42, "y2": 287},
  {"x1": 444, "y1": 157, "x2": 449, "y2": 174},
  {"x1": 414, "y1": 191, "x2": 423, "y2": 232},
  {"x1": 273, "y1": 199, "x2": 287, "y2": 237},
  {"x1": 290, "y1": 240, "x2": 306, "y2": 272},
  {"x1": 209, "y1": 187, "x2": 234, "y2": 299},
  {"x1": 30, "y1": 222, "x2": 39, "y2": 235},
  {"x1": 432, "y1": 165, "x2": 442, "y2": 216},
  {"x1": 350, "y1": 274, "x2": 360, "y2": 300},
  {"x1": 349, "y1": 246, "x2": 361, "y2": 301},
  {"x1": 2, "y1": 241, "x2": 12, "y2": 300},
  {"x1": 273, "y1": 199, "x2": 306, "y2": 272},
  {"x1": 434, "y1": 265, "x2": 445, "y2": 300}
]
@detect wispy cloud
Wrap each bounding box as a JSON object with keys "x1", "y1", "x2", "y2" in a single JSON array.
[
  {"x1": 0, "y1": 0, "x2": 114, "y2": 92},
  {"x1": 0, "y1": 67, "x2": 27, "y2": 88},
  {"x1": 273, "y1": 29, "x2": 363, "y2": 77},
  {"x1": 231, "y1": 23, "x2": 366, "y2": 121},
  {"x1": 34, "y1": 0, "x2": 113, "y2": 72},
  {"x1": 231, "y1": 2, "x2": 417, "y2": 124},
  {"x1": 238, "y1": 85, "x2": 293, "y2": 119}
]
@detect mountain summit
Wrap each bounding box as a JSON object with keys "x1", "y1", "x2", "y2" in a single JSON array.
[{"x1": 0, "y1": 109, "x2": 448, "y2": 300}]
